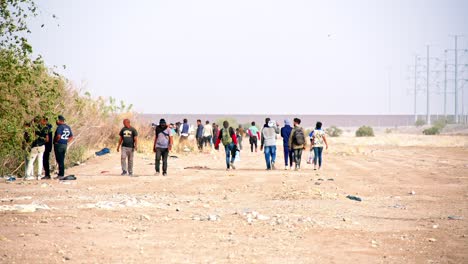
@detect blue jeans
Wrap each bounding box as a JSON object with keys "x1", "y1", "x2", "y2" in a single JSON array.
[
  {"x1": 313, "y1": 147, "x2": 323, "y2": 167},
  {"x1": 283, "y1": 146, "x2": 294, "y2": 167},
  {"x1": 224, "y1": 143, "x2": 236, "y2": 169},
  {"x1": 264, "y1": 145, "x2": 277, "y2": 169}
]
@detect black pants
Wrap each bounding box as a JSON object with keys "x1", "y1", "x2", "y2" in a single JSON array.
[
  {"x1": 249, "y1": 136, "x2": 258, "y2": 152},
  {"x1": 203, "y1": 136, "x2": 212, "y2": 147},
  {"x1": 43, "y1": 148, "x2": 52, "y2": 176},
  {"x1": 197, "y1": 137, "x2": 203, "y2": 150},
  {"x1": 155, "y1": 148, "x2": 169, "y2": 173},
  {"x1": 294, "y1": 149, "x2": 303, "y2": 168},
  {"x1": 54, "y1": 144, "x2": 67, "y2": 176}
]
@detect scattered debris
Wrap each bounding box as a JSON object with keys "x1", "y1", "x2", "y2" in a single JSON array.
[
  {"x1": 41, "y1": 183, "x2": 50, "y2": 188},
  {"x1": 428, "y1": 238, "x2": 437, "y2": 242},
  {"x1": 314, "y1": 182, "x2": 321, "y2": 186},
  {"x1": 1, "y1": 196, "x2": 32, "y2": 202},
  {"x1": 409, "y1": 190, "x2": 416, "y2": 195},
  {"x1": 432, "y1": 224, "x2": 439, "y2": 229},
  {"x1": 169, "y1": 155, "x2": 179, "y2": 159},
  {"x1": 208, "y1": 214, "x2": 219, "y2": 221},
  {"x1": 241, "y1": 210, "x2": 270, "y2": 224},
  {"x1": 346, "y1": 195, "x2": 362, "y2": 202},
  {"x1": 184, "y1": 166, "x2": 210, "y2": 170},
  {"x1": 139, "y1": 214, "x2": 151, "y2": 221},
  {"x1": 60, "y1": 175, "x2": 76, "y2": 181},
  {"x1": 100, "y1": 171, "x2": 110, "y2": 174},
  {"x1": 391, "y1": 204, "x2": 406, "y2": 210},
  {"x1": 81, "y1": 198, "x2": 152, "y2": 210},
  {"x1": 0, "y1": 203, "x2": 50, "y2": 213},
  {"x1": 95, "y1": 148, "x2": 110, "y2": 156},
  {"x1": 448, "y1": 215, "x2": 463, "y2": 220},
  {"x1": 327, "y1": 178, "x2": 334, "y2": 181},
  {"x1": 5, "y1": 176, "x2": 16, "y2": 182}
]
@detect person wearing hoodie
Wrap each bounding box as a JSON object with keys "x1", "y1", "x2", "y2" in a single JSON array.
[
  {"x1": 288, "y1": 118, "x2": 306, "y2": 171},
  {"x1": 281, "y1": 119, "x2": 294, "y2": 170},
  {"x1": 260, "y1": 118, "x2": 279, "y2": 170},
  {"x1": 215, "y1": 121, "x2": 239, "y2": 170},
  {"x1": 153, "y1": 119, "x2": 173, "y2": 176}
]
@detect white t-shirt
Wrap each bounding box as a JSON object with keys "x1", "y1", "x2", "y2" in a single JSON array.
[
  {"x1": 203, "y1": 124, "x2": 213, "y2": 137},
  {"x1": 311, "y1": 129, "x2": 325, "y2": 147}
]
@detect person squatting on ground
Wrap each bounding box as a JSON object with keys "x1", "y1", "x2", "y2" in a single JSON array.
[
  {"x1": 248, "y1": 121, "x2": 260, "y2": 153},
  {"x1": 196, "y1": 119, "x2": 204, "y2": 151},
  {"x1": 215, "y1": 121, "x2": 238, "y2": 170},
  {"x1": 281, "y1": 119, "x2": 294, "y2": 170},
  {"x1": 117, "y1": 119, "x2": 138, "y2": 176},
  {"x1": 288, "y1": 118, "x2": 306, "y2": 171},
  {"x1": 310, "y1": 121, "x2": 329, "y2": 170},
  {"x1": 24, "y1": 117, "x2": 49, "y2": 180},
  {"x1": 54, "y1": 115, "x2": 73, "y2": 178},
  {"x1": 203, "y1": 120, "x2": 213, "y2": 148},
  {"x1": 261, "y1": 118, "x2": 279, "y2": 170},
  {"x1": 154, "y1": 119, "x2": 173, "y2": 176}
]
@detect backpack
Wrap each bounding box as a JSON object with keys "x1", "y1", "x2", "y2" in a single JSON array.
[
  {"x1": 293, "y1": 128, "x2": 305, "y2": 145},
  {"x1": 221, "y1": 128, "x2": 233, "y2": 146}
]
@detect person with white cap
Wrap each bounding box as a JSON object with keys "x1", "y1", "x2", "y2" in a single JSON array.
[{"x1": 260, "y1": 117, "x2": 279, "y2": 170}]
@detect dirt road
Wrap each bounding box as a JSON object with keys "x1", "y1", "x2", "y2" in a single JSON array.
[{"x1": 1, "y1": 137, "x2": 467, "y2": 263}]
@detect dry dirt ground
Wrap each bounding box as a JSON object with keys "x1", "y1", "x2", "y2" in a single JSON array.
[{"x1": 1, "y1": 135, "x2": 467, "y2": 264}]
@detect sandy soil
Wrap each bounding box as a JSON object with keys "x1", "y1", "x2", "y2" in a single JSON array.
[{"x1": 1, "y1": 135, "x2": 467, "y2": 263}]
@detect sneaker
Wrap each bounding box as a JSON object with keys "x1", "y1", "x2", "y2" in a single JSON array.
[
  {"x1": 162, "y1": 172, "x2": 167, "y2": 177},
  {"x1": 24, "y1": 176, "x2": 35, "y2": 181},
  {"x1": 121, "y1": 171, "x2": 128, "y2": 176},
  {"x1": 230, "y1": 162, "x2": 236, "y2": 170},
  {"x1": 271, "y1": 162, "x2": 276, "y2": 170},
  {"x1": 154, "y1": 172, "x2": 160, "y2": 176},
  {"x1": 128, "y1": 172, "x2": 134, "y2": 177},
  {"x1": 226, "y1": 168, "x2": 231, "y2": 171},
  {"x1": 41, "y1": 176, "x2": 51, "y2": 180}
]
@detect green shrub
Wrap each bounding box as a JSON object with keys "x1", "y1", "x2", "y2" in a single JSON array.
[
  {"x1": 325, "y1": 126, "x2": 343, "y2": 137},
  {"x1": 422, "y1": 127, "x2": 440, "y2": 135},
  {"x1": 355, "y1": 126, "x2": 374, "y2": 137},
  {"x1": 415, "y1": 119, "x2": 426, "y2": 127},
  {"x1": 66, "y1": 145, "x2": 87, "y2": 167},
  {"x1": 433, "y1": 119, "x2": 447, "y2": 130}
]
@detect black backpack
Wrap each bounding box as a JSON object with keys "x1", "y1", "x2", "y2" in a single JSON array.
[{"x1": 293, "y1": 128, "x2": 305, "y2": 145}]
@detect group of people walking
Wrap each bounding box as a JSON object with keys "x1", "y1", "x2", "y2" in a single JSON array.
[
  {"x1": 117, "y1": 117, "x2": 329, "y2": 177},
  {"x1": 23, "y1": 115, "x2": 74, "y2": 180},
  {"x1": 23, "y1": 115, "x2": 328, "y2": 180}
]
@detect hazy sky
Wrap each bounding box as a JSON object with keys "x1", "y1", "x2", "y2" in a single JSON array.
[{"x1": 29, "y1": 0, "x2": 468, "y2": 115}]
